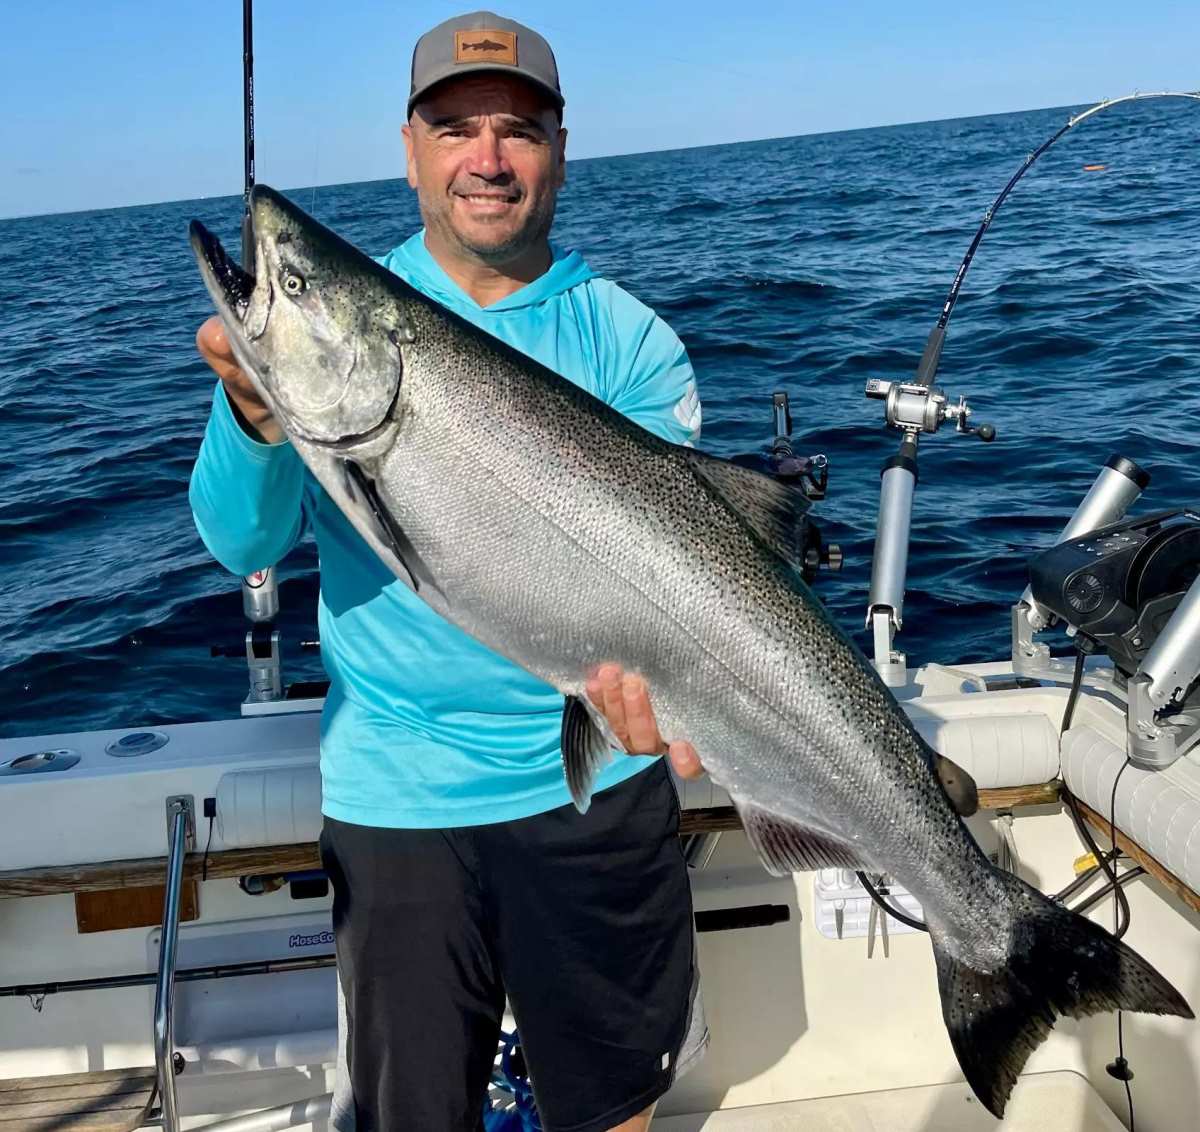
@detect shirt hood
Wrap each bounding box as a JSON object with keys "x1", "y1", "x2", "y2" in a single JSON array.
[{"x1": 379, "y1": 230, "x2": 595, "y2": 313}]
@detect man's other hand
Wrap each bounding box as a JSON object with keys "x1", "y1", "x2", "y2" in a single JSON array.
[
  {"x1": 197, "y1": 316, "x2": 285, "y2": 445},
  {"x1": 584, "y1": 663, "x2": 704, "y2": 780}
]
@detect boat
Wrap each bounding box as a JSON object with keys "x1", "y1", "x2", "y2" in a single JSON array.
[{"x1": 4, "y1": 367, "x2": 1200, "y2": 1130}]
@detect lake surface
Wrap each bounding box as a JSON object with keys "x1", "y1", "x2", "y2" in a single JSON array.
[{"x1": 2, "y1": 98, "x2": 1197, "y2": 737}]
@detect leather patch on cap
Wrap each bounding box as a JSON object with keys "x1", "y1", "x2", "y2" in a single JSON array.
[{"x1": 455, "y1": 29, "x2": 517, "y2": 66}]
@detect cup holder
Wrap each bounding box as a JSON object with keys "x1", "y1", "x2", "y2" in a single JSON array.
[
  {"x1": 105, "y1": 731, "x2": 169, "y2": 758},
  {"x1": 1, "y1": 749, "x2": 81, "y2": 776}
]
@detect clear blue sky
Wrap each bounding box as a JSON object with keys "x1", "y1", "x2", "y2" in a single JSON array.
[{"x1": 2, "y1": 1, "x2": 1196, "y2": 218}]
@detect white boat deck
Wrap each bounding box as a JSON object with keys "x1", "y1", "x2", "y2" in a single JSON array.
[{"x1": 655, "y1": 1071, "x2": 1124, "y2": 1130}]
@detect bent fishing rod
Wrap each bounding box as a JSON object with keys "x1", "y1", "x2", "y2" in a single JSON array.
[
  {"x1": 865, "y1": 90, "x2": 1200, "y2": 686},
  {"x1": 912, "y1": 90, "x2": 1200, "y2": 390}
]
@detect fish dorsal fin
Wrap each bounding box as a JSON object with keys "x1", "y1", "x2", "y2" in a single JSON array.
[
  {"x1": 684, "y1": 450, "x2": 811, "y2": 567},
  {"x1": 734, "y1": 800, "x2": 866, "y2": 876},
  {"x1": 560, "y1": 694, "x2": 619, "y2": 813}
]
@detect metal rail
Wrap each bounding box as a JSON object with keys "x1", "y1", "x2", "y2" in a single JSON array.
[
  {"x1": 191, "y1": 1094, "x2": 332, "y2": 1132},
  {"x1": 152, "y1": 799, "x2": 192, "y2": 1132},
  {"x1": 2, "y1": 953, "x2": 337, "y2": 1000}
]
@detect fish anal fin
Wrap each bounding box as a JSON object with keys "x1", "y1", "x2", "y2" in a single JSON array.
[
  {"x1": 560, "y1": 694, "x2": 616, "y2": 814},
  {"x1": 684, "y1": 449, "x2": 811, "y2": 569},
  {"x1": 734, "y1": 801, "x2": 865, "y2": 876}
]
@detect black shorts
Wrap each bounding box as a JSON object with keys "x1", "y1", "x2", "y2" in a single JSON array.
[{"x1": 319, "y1": 760, "x2": 703, "y2": 1132}]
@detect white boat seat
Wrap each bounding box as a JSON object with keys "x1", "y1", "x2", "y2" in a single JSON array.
[
  {"x1": 909, "y1": 712, "x2": 1060, "y2": 789},
  {"x1": 213, "y1": 712, "x2": 1064, "y2": 850},
  {"x1": 1061, "y1": 724, "x2": 1200, "y2": 894},
  {"x1": 217, "y1": 765, "x2": 323, "y2": 848}
]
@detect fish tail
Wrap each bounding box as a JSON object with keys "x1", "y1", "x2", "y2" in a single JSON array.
[{"x1": 931, "y1": 870, "x2": 1192, "y2": 1118}]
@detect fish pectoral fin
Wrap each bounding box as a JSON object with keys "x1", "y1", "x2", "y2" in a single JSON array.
[
  {"x1": 560, "y1": 694, "x2": 617, "y2": 814},
  {"x1": 734, "y1": 801, "x2": 866, "y2": 876},
  {"x1": 341, "y1": 460, "x2": 445, "y2": 604},
  {"x1": 934, "y1": 752, "x2": 979, "y2": 816},
  {"x1": 683, "y1": 449, "x2": 811, "y2": 569}
]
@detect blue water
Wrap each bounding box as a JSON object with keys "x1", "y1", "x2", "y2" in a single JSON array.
[{"x1": 2, "y1": 100, "x2": 1198, "y2": 739}]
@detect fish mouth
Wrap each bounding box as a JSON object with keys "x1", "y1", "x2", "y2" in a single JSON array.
[{"x1": 189, "y1": 220, "x2": 257, "y2": 318}]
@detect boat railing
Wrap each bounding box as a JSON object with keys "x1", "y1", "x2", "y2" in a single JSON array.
[{"x1": 151, "y1": 795, "x2": 195, "y2": 1132}]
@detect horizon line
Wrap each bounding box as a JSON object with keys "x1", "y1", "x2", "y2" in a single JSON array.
[{"x1": 0, "y1": 96, "x2": 1101, "y2": 223}]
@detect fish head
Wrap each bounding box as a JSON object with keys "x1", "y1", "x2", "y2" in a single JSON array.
[{"x1": 190, "y1": 185, "x2": 411, "y2": 451}]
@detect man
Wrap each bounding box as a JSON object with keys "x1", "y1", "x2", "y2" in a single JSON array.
[{"x1": 190, "y1": 11, "x2": 706, "y2": 1132}]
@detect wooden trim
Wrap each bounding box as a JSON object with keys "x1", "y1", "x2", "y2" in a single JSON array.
[
  {"x1": 0, "y1": 786, "x2": 1069, "y2": 900},
  {"x1": 75, "y1": 881, "x2": 198, "y2": 933},
  {"x1": 0, "y1": 1068, "x2": 155, "y2": 1093},
  {"x1": 678, "y1": 806, "x2": 741, "y2": 834},
  {"x1": 977, "y1": 780, "x2": 1062, "y2": 810},
  {"x1": 1074, "y1": 798, "x2": 1200, "y2": 917},
  {"x1": 0, "y1": 844, "x2": 322, "y2": 899}
]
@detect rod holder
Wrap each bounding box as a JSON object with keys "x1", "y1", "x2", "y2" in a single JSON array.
[
  {"x1": 1127, "y1": 569, "x2": 1200, "y2": 769},
  {"x1": 867, "y1": 438, "x2": 918, "y2": 683},
  {"x1": 1014, "y1": 455, "x2": 1148, "y2": 674}
]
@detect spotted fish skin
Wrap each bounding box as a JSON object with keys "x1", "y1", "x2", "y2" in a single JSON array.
[{"x1": 191, "y1": 185, "x2": 1192, "y2": 1118}]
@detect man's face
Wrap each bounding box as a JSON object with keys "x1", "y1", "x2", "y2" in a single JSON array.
[{"x1": 402, "y1": 73, "x2": 567, "y2": 266}]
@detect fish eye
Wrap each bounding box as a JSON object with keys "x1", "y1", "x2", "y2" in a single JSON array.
[{"x1": 282, "y1": 270, "x2": 306, "y2": 296}]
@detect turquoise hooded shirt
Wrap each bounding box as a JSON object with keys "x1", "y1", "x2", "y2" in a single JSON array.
[{"x1": 189, "y1": 232, "x2": 702, "y2": 829}]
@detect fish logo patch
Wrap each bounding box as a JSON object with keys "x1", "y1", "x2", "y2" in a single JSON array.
[
  {"x1": 455, "y1": 29, "x2": 517, "y2": 66},
  {"x1": 673, "y1": 379, "x2": 702, "y2": 446}
]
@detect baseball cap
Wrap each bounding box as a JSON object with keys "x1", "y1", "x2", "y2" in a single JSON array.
[{"x1": 407, "y1": 10, "x2": 564, "y2": 119}]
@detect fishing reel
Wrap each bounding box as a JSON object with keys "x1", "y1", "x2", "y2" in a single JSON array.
[
  {"x1": 731, "y1": 391, "x2": 829, "y2": 500},
  {"x1": 730, "y1": 391, "x2": 841, "y2": 583},
  {"x1": 864, "y1": 378, "x2": 995, "y2": 442},
  {"x1": 1015, "y1": 451, "x2": 1200, "y2": 770}
]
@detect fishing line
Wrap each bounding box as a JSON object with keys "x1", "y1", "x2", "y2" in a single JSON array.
[
  {"x1": 310, "y1": 135, "x2": 320, "y2": 217},
  {"x1": 913, "y1": 90, "x2": 1200, "y2": 388}
]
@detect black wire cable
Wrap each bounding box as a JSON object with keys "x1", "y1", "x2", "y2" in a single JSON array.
[
  {"x1": 856, "y1": 871, "x2": 929, "y2": 932},
  {"x1": 1060, "y1": 644, "x2": 1086, "y2": 735},
  {"x1": 1071, "y1": 866, "x2": 1145, "y2": 917},
  {"x1": 1118, "y1": 1011, "x2": 1135, "y2": 1132},
  {"x1": 853, "y1": 647, "x2": 1140, "y2": 941},
  {"x1": 1110, "y1": 756, "x2": 1136, "y2": 1131},
  {"x1": 201, "y1": 813, "x2": 215, "y2": 882},
  {"x1": 1058, "y1": 650, "x2": 1131, "y2": 939},
  {"x1": 1060, "y1": 649, "x2": 1137, "y2": 1125}
]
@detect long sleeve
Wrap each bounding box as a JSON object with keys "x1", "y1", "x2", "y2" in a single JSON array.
[
  {"x1": 610, "y1": 316, "x2": 702, "y2": 447},
  {"x1": 588, "y1": 280, "x2": 702, "y2": 447},
  {"x1": 188, "y1": 380, "x2": 309, "y2": 576}
]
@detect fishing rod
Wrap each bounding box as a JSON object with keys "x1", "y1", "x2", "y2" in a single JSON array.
[
  {"x1": 912, "y1": 90, "x2": 1200, "y2": 389},
  {"x1": 865, "y1": 90, "x2": 1200, "y2": 685},
  {"x1": 241, "y1": 0, "x2": 255, "y2": 267},
  {"x1": 235, "y1": 0, "x2": 285, "y2": 687}
]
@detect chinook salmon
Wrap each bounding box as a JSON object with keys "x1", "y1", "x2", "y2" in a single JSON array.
[{"x1": 190, "y1": 186, "x2": 1191, "y2": 1118}]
